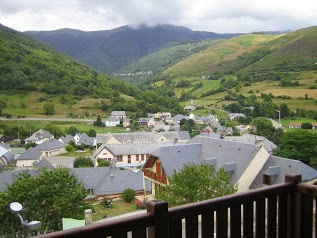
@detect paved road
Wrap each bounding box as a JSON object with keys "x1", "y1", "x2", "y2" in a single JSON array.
[{"x1": 0, "y1": 117, "x2": 93, "y2": 123}]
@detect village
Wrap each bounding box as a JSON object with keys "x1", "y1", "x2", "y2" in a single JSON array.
[{"x1": 1, "y1": 110, "x2": 316, "y2": 203}]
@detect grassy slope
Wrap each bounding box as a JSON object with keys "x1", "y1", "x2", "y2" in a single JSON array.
[
  {"x1": 162, "y1": 27, "x2": 317, "y2": 111},
  {"x1": 164, "y1": 34, "x2": 276, "y2": 76}
]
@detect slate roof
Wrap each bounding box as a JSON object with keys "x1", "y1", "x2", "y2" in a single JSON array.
[
  {"x1": 111, "y1": 111, "x2": 126, "y2": 116},
  {"x1": 93, "y1": 168, "x2": 151, "y2": 195},
  {"x1": 94, "y1": 143, "x2": 170, "y2": 157},
  {"x1": 250, "y1": 155, "x2": 317, "y2": 188},
  {"x1": 16, "y1": 147, "x2": 42, "y2": 161},
  {"x1": 96, "y1": 133, "x2": 114, "y2": 144},
  {"x1": 59, "y1": 135, "x2": 75, "y2": 144},
  {"x1": 78, "y1": 137, "x2": 95, "y2": 146},
  {"x1": 0, "y1": 171, "x2": 13, "y2": 191},
  {"x1": 0, "y1": 145, "x2": 15, "y2": 166},
  {"x1": 225, "y1": 134, "x2": 277, "y2": 153},
  {"x1": 0, "y1": 142, "x2": 10, "y2": 150},
  {"x1": 151, "y1": 144, "x2": 202, "y2": 176},
  {"x1": 96, "y1": 131, "x2": 190, "y2": 145},
  {"x1": 188, "y1": 136, "x2": 259, "y2": 184},
  {"x1": 71, "y1": 167, "x2": 111, "y2": 189},
  {"x1": 35, "y1": 139, "x2": 65, "y2": 151}
]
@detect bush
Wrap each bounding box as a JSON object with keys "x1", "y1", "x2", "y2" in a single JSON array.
[
  {"x1": 101, "y1": 198, "x2": 112, "y2": 208},
  {"x1": 122, "y1": 188, "x2": 135, "y2": 203},
  {"x1": 97, "y1": 158, "x2": 110, "y2": 167},
  {"x1": 135, "y1": 198, "x2": 147, "y2": 209},
  {"x1": 65, "y1": 144, "x2": 73, "y2": 152},
  {"x1": 73, "y1": 156, "x2": 94, "y2": 168}
]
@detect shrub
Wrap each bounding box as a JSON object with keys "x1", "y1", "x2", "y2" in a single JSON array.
[
  {"x1": 101, "y1": 198, "x2": 113, "y2": 208},
  {"x1": 122, "y1": 188, "x2": 135, "y2": 203},
  {"x1": 73, "y1": 156, "x2": 94, "y2": 168},
  {"x1": 97, "y1": 158, "x2": 110, "y2": 167}
]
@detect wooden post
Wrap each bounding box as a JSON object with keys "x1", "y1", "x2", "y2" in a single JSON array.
[
  {"x1": 285, "y1": 174, "x2": 302, "y2": 238},
  {"x1": 147, "y1": 200, "x2": 169, "y2": 238}
]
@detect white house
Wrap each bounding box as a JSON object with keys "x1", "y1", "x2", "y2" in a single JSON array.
[
  {"x1": 105, "y1": 117, "x2": 121, "y2": 127},
  {"x1": 111, "y1": 111, "x2": 126, "y2": 120}
]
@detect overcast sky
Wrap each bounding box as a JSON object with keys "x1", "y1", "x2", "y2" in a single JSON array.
[{"x1": 1, "y1": 0, "x2": 317, "y2": 33}]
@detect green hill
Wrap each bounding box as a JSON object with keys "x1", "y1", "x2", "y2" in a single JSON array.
[
  {"x1": 25, "y1": 25, "x2": 239, "y2": 74},
  {"x1": 158, "y1": 27, "x2": 317, "y2": 112},
  {"x1": 0, "y1": 24, "x2": 185, "y2": 117}
]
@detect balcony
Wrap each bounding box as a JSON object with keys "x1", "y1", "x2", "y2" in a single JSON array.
[
  {"x1": 143, "y1": 169, "x2": 167, "y2": 184},
  {"x1": 35, "y1": 175, "x2": 316, "y2": 238}
]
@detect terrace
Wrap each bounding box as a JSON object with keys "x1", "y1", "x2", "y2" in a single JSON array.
[{"x1": 35, "y1": 175, "x2": 316, "y2": 238}]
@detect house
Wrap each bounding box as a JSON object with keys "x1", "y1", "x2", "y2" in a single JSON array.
[
  {"x1": 227, "y1": 113, "x2": 245, "y2": 121},
  {"x1": 138, "y1": 118, "x2": 150, "y2": 126},
  {"x1": 59, "y1": 134, "x2": 96, "y2": 147},
  {"x1": 111, "y1": 111, "x2": 126, "y2": 120},
  {"x1": 312, "y1": 123, "x2": 317, "y2": 130},
  {"x1": 0, "y1": 167, "x2": 151, "y2": 198},
  {"x1": 0, "y1": 143, "x2": 15, "y2": 167},
  {"x1": 33, "y1": 139, "x2": 66, "y2": 157},
  {"x1": 289, "y1": 122, "x2": 302, "y2": 128},
  {"x1": 142, "y1": 136, "x2": 317, "y2": 195},
  {"x1": 184, "y1": 106, "x2": 196, "y2": 111},
  {"x1": 59, "y1": 135, "x2": 75, "y2": 144},
  {"x1": 225, "y1": 133, "x2": 277, "y2": 154},
  {"x1": 16, "y1": 147, "x2": 42, "y2": 167},
  {"x1": 105, "y1": 117, "x2": 121, "y2": 127},
  {"x1": 24, "y1": 129, "x2": 54, "y2": 144},
  {"x1": 96, "y1": 131, "x2": 190, "y2": 145},
  {"x1": 93, "y1": 143, "x2": 167, "y2": 167}
]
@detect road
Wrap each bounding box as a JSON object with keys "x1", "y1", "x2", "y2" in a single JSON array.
[{"x1": 0, "y1": 117, "x2": 94, "y2": 123}]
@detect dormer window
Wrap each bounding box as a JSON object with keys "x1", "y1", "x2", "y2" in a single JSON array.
[
  {"x1": 204, "y1": 158, "x2": 216, "y2": 166},
  {"x1": 263, "y1": 166, "x2": 280, "y2": 185},
  {"x1": 224, "y1": 162, "x2": 237, "y2": 173}
]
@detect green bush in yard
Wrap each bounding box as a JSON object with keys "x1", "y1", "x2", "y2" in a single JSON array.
[{"x1": 122, "y1": 188, "x2": 136, "y2": 203}]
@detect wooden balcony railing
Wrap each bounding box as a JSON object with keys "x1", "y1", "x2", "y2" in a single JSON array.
[
  {"x1": 34, "y1": 174, "x2": 317, "y2": 238},
  {"x1": 143, "y1": 169, "x2": 167, "y2": 184}
]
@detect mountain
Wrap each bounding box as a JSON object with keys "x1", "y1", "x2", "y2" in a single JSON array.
[
  {"x1": 164, "y1": 26, "x2": 317, "y2": 77},
  {"x1": 25, "y1": 24, "x2": 240, "y2": 73},
  {"x1": 0, "y1": 23, "x2": 186, "y2": 117}
]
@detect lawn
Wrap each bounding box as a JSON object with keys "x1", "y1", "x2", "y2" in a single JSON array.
[{"x1": 91, "y1": 199, "x2": 139, "y2": 221}]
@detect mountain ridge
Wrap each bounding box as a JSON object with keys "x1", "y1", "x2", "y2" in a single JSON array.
[{"x1": 24, "y1": 24, "x2": 241, "y2": 73}]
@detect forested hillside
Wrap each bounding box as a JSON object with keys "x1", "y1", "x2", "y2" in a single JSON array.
[
  {"x1": 0, "y1": 24, "x2": 185, "y2": 117},
  {"x1": 25, "y1": 24, "x2": 240, "y2": 73}
]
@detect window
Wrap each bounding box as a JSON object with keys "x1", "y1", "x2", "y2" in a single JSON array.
[
  {"x1": 136, "y1": 155, "x2": 139, "y2": 161},
  {"x1": 141, "y1": 154, "x2": 144, "y2": 161},
  {"x1": 263, "y1": 174, "x2": 271, "y2": 185}
]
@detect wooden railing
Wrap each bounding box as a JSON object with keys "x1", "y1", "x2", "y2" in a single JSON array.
[
  {"x1": 34, "y1": 175, "x2": 317, "y2": 238},
  {"x1": 143, "y1": 169, "x2": 167, "y2": 184}
]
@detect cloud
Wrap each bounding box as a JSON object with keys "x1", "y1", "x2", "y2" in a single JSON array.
[{"x1": 0, "y1": 0, "x2": 317, "y2": 33}]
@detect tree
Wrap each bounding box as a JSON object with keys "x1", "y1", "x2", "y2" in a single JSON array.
[
  {"x1": 156, "y1": 163, "x2": 237, "y2": 207},
  {"x1": 87, "y1": 129, "x2": 96, "y2": 137},
  {"x1": 93, "y1": 115, "x2": 104, "y2": 127},
  {"x1": 273, "y1": 130, "x2": 317, "y2": 168},
  {"x1": 251, "y1": 117, "x2": 283, "y2": 144},
  {"x1": 301, "y1": 122, "x2": 312, "y2": 129},
  {"x1": 67, "y1": 126, "x2": 79, "y2": 136},
  {"x1": 73, "y1": 156, "x2": 94, "y2": 168},
  {"x1": 0, "y1": 168, "x2": 88, "y2": 236},
  {"x1": 122, "y1": 188, "x2": 136, "y2": 203},
  {"x1": 43, "y1": 103, "x2": 55, "y2": 115}
]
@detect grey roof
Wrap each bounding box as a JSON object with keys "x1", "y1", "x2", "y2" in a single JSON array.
[
  {"x1": 35, "y1": 157, "x2": 55, "y2": 169},
  {"x1": 16, "y1": 147, "x2": 42, "y2": 161},
  {"x1": 111, "y1": 111, "x2": 126, "y2": 116},
  {"x1": 94, "y1": 143, "x2": 170, "y2": 157},
  {"x1": 96, "y1": 131, "x2": 190, "y2": 145},
  {"x1": 0, "y1": 146, "x2": 15, "y2": 166},
  {"x1": 106, "y1": 116, "x2": 120, "y2": 122},
  {"x1": 24, "y1": 135, "x2": 37, "y2": 142},
  {"x1": 78, "y1": 137, "x2": 95, "y2": 146},
  {"x1": 94, "y1": 168, "x2": 151, "y2": 195},
  {"x1": 96, "y1": 133, "x2": 114, "y2": 144},
  {"x1": 59, "y1": 135, "x2": 75, "y2": 144},
  {"x1": 44, "y1": 156, "x2": 78, "y2": 168},
  {"x1": 35, "y1": 139, "x2": 65, "y2": 151},
  {"x1": 188, "y1": 136, "x2": 259, "y2": 184},
  {"x1": 25, "y1": 129, "x2": 53, "y2": 142},
  {"x1": 0, "y1": 171, "x2": 14, "y2": 191},
  {"x1": 250, "y1": 155, "x2": 317, "y2": 189},
  {"x1": 151, "y1": 144, "x2": 202, "y2": 176},
  {"x1": 71, "y1": 167, "x2": 111, "y2": 189},
  {"x1": 225, "y1": 134, "x2": 277, "y2": 153},
  {"x1": 0, "y1": 142, "x2": 10, "y2": 150}
]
